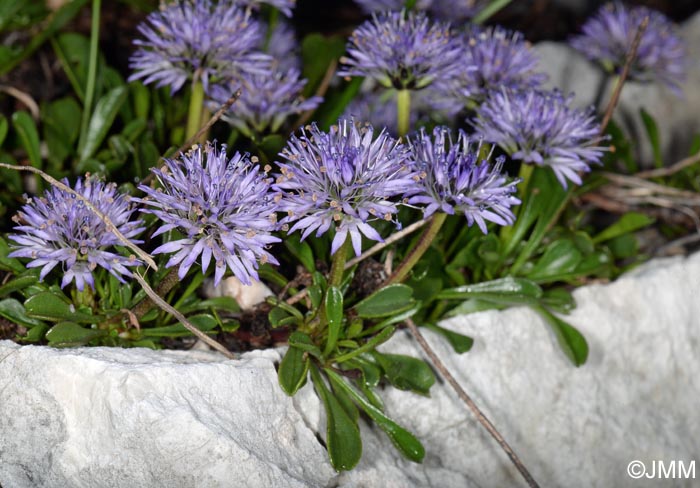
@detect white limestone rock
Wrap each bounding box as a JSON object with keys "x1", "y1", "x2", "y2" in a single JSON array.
[
  {"x1": 0, "y1": 346, "x2": 333, "y2": 488},
  {"x1": 1, "y1": 251, "x2": 700, "y2": 487},
  {"x1": 534, "y1": 10, "x2": 700, "y2": 165}
]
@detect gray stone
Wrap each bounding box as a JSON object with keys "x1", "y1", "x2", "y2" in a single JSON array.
[{"x1": 2, "y1": 251, "x2": 700, "y2": 487}]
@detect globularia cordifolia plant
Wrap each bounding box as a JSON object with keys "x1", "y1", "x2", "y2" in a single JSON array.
[{"x1": 0, "y1": 0, "x2": 688, "y2": 480}]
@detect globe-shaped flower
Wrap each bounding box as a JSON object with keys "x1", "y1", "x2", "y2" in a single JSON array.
[
  {"x1": 209, "y1": 68, "x2": 322, "y2": 138},
  {"x1": 338, "y1": 11, "x2": 463, "y2": 90},
  {"x1": 137, "y1": 143, "x2": 280, "y2": 286},
  {"x1": 9, "y1": 178, "x2": 144, "y2": 291},
  {"x1": 570, "y1": 3, "x2": 685, "y2": 94},
  {"x1": 129, "y1": 0, "x2": 271, "y2": 94},
  {"x1": 432, "y1": 26, "x2": 547, "y2": 108},
  {"x1": 274, "y1": 119, "x2": 417, "y2": 255},
  {"x1": 407, "y1": 127, "x2": 520, "y2": 233},
  {"x1": 471, "y1": 89, "x2": 607, "y2": 188}
]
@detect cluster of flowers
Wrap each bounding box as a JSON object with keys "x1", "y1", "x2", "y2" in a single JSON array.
[
  {"x1": 7, "y1": 0, "x2": 686, "y2": 293},
  {"x1": 9, "y1": 120, "x2": 520, "y2": 291},
  {"x1": 341, "y1": 4, "x2": 684, "y2": 185},
  {"x1": 129, "y1": 0, "x2": 320, "y2": 139}
]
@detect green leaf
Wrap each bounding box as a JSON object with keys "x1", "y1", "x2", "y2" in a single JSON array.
[
  {"x1": 354, "y1": 284, "x2": 414, "y2": 318},
  {"x1": 437, "y1": 277, "x2": 542, "y2": 300},
  {"x1": 540, "y1": 288, "x2": 576, "y2": 314},
  {"x1": 194, "y1": 296, "x2": 241, "y2": 313},
  {"x1": 505, "y1": 167, "x2": 570, "y2": 274},
  {"x1": 12, "y1": 111, "x2": 42, "y2": 168},
  {"x1": 0, "y1": 298, "x2": 46, "y2": 328},
  {"x1": 526, "y1": 239, "x2": 582, "y2": 282},
  {"x1": 0, "y1": 236, "x2": 26, "y2": 273},
  {"x1": 317, "y1": 77, "x2": 364, "y2": 129},
  {"x1": 25, "y1": 291, "x2": 97, "y2": 323},
  {"x1": 141, "y1": 314, "x2": 219, "y2": 337},
  {"x1": 284, "y1": 236, "x2": 315, "y2": 273},
  {"x1": 23, "y1": 323, "x2": 49, "y2": 342},
  {"x1": 423, "y1": 323, "x2": 473, "y2": 354},
  {"x1": 323, "y1": 286, "x2": 344, "y2": 357},
  {"x1": 0, "y1": 275, "x2": 38, "y2": 298},
  {"x1": 372, "y1": 352, "x2": 435, "y2": 396},
  {"x1": 79, "y1": 85, "x2": 128, "y2": 161},
  {"x1": 640, "y1": 108, "x2": 662, "y2": 169},
  {"x1": 346, "y1": 317, "x2": 363, "y2": 339},
  {"x1": 301, "y1": 34, "x2": 346, "y2": 98},
  {"x1": 278, "y1": 342, "x2": 310, "y2": 396},
  {"x1": 43, "y1": 97, "x2": 82, "y2": 167},
  {"x1": 326, "y1": 369, "x2": 425, "y2": 463},
  {"x1": 0, "y1": 0, "x2": 88, "y2": 76},
  {"x1": 446, "y1": 298, "x2": 506, "y2": 317},
  {"x1": 256, "y1": 134, "x2": 286, "y2": 161},
  {"x1": 310, "y1": 367, "x2": 362, "y2": 471},
  {"x1": 307, "y1": 285, "x2": 323, "y2": 309},
  {"x1": 345, "y1": 357, "x2": 381, "y2": 388},
  {"x1": 330, "y1": 374, "x2": 360, "y2": 422},
  {"x1": 288, "y1": 331, "x2": 322, "y2": 359},
  {"x1": 0, "y1": 113, "x2": 8, "y2": 146},
  {"x1": 592, "y1": 212, "x2": 655, "y2": 244},
  {"x1": 532, "y1": 305, "x2": 588, "y2": 366},
  {"x1": 334, "y1": 326, "x2": 395, "y2": 363},
  {"x1": 473, "y1": 0, "x2": 513, "y2": 24},
  {"x1": 605, "y1": 120, "x2": 636, "y2": 173},
  {"x1": 46, "y1": 321, "x2": 107, "y2": 346}
]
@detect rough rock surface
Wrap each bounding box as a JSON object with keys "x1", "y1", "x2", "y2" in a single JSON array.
[
  {"x1": 534, "y1": 10, "x2": 700, "y2": 165},
  {"x1": 1, "y1": 251, "x2": 700, "y2": 488}
]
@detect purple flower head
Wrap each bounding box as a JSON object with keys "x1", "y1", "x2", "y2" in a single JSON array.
[
  {"x1": 9, "y1": 178, "x2": 144, "y2": 291},
  {"x1": 432, "y1": 26, "x2": 546, "y2": 107},
  {"x1": 209, "y1": 68, "x2": 322, "y2": 137},
  {"x1": 407, "y1": 127, "x2": 520, "y2": 233},
  {"x1": 338, "y1": 11, "x2": 463, "y2": 90},
  {"x1": 274, "y1": 119, "x2": 416, "y2": 256},
  {"x1": 570, "y1": 3, "x2": 685, "y2": 94},
  {"x1": 137, "y1": 143, "x2": 280, "y2": 286},
  {"x1": 129, "y1": 0, "x2": 271, "y2": 95},
  {"x1": 471, "y1": 89, "x2": 608, "y2": 188},
  {"x1": 237, "y1": 0, "x2": 295, "y2": 17}
]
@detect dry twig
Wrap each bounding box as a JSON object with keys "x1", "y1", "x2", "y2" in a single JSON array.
[
  {"x1": 599, "y1": 16, "x2": 649, "y2": 134},
  {"x1": 132, "y1": 271, "x2": 235, "y2": 359},
  {"x1": 404, "y1": 318, "x2": 540, "y2": 488},
  {"x1": 636, "y1": 150, "x2": 700, "y2": 179}
]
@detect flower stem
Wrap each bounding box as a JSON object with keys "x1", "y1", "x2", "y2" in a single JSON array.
[
  {"x1": 77, "y1": 0, "x2": 101, "y2": 159},
  {"x1": 386, "y1": 213, "x2": 447, "y2": 285},
  {"x1": 185, "y1": 78, "x2": 206, "y2": 142},
  {"x1": 396, "y1": 89, "x2": 411, "y2": 137},
  {"x1": 517, "y1": 161, "x2": 534, "y2": 201},
  {"x1": 329, "y1": 238, "x2": 351, "y2": 287}
]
